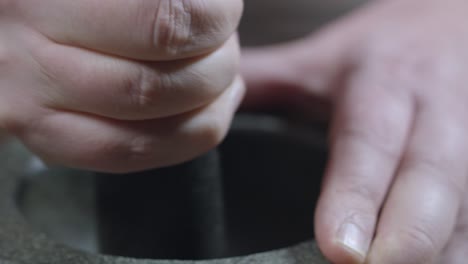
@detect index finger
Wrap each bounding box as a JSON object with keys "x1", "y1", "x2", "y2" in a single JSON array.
[
  {"x1": 18, "y1": 0, "x2": 243, "y2": 60},
  {"x1": 314, "y1": 68, "x2": 413, "y2": 264}
]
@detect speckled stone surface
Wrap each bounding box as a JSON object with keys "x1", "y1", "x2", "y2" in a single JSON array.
[{"x1": 1, "y1": 192, "x2": 325, "y2": 264}]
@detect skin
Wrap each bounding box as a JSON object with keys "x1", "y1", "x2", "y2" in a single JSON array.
[
  {"x1": 1, "y1": 0, "x2": 466, "y2": 263},
  {"x1": 242, "y1": 0, "x2": 468, "y2": 263},
  {"x1": 0, "y1": 0, "x2": 245, "y2": 172}
]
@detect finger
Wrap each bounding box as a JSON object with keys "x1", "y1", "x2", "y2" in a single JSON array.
[
  {"x1": 367, "y1": 106, "x2": 468, "y2": 264},
  {"x1": 15, "y1": 76, "x2": 245, "y2": 173},
  {"x1": 240, "y1": 29, "x2": 351, "y2": 109},
  {"x1": 240, "y1": 0, "x2": 391, "y2": 110},
  {"x1": 32, "y1": 35, "x2": 239, "y2": 120},
  {"x1": 314, "y1": 70, "x2": 413, "y2": 263},
  {"x1": 18, "y1": 0, "x2": 243, "y2": 60}
]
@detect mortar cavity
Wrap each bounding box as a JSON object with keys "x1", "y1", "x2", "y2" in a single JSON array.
[{"x1": 16, "y1": 115, "x2": 327, "y2": 260}]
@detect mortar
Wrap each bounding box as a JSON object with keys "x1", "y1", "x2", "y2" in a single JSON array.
[
  {"x1": 1, "y1": 114, "x2": 328, "y2": 264},
  {"x1": 0, "y1": 1, "x2": 369, "y2": 263}
]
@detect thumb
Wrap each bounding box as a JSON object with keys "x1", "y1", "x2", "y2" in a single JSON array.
[
  {"x1": 240, "y1": 31, "x2": 348, "y2": 114},
  {"x1": 240, "y1": 2, "x2": 377, "y2": 112},
  {"x1": 241, "y1": 43, "x2": 315, "y2": 109}
]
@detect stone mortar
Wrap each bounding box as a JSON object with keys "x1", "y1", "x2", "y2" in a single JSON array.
[{"x1": 0, "y1": 115, "x2": 329, "y2": 264}]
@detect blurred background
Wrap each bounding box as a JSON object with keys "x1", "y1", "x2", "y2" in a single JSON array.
[{"x1": 239, "y1": 0, "x2": 366, "y2": 46}]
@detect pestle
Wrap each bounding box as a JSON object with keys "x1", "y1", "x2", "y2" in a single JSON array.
[{"x1": 96, "y1": 150, "x2": 227, "y2": 260}]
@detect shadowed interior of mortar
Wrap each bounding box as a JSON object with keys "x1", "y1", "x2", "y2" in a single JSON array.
[{"x1": 16, "y1": 115, "x2": 327, "y2": 260}]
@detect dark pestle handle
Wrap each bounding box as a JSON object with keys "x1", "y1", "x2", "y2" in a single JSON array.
[{"x1": 96, "y1": 149, "x2": 226, "y2": 260}]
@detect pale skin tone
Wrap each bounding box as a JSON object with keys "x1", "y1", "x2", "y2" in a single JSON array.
[
  {"x1": 0, "y1": 0, "x2": 245, "y2": 172},
  {"x1": 1, "y1": 0, "x2": 467, "y2": 263},
  {"x1": 242, "y1": 0, "x2": 468, "y2": 263}
]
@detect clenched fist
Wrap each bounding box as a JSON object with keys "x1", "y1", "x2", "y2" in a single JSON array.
[{"x1": 0, "y1": 0, "x2": 244, "y2": 172}]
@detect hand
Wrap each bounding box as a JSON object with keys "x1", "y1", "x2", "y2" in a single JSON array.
[
  {"x1": 242, "y1": 0, "x2": 468, "y2": 263},
  {"x1": 0, "y1": 0, "x2": 244, "y2": 172}
]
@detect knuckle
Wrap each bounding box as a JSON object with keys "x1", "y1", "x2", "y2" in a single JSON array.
[
  {"x1": 98, "y1": 119, "x2": 228, "y2": 173},
  {"x1": 338, "y1": 124, "x2": 400, "y2": 161},
  {"x1": 127, "y1": 135, "x2": 156, "y2": 160},
  {"x1": 148, "y1": 0, "x2": 242, "y2": 55},
  {"x1": 123, "y1": 62, "x2": 233, "y2": 119},
  {"x1": 405, "y1": 155, "x2": 445, "y2": 176},
  {"x1": 124, "y1": 66, "x2": 218, "y2": 117},
  {"x1": 338, "y1": 183, "x2": 382, "y2": 212},
  {"x1": 93, "y1": 135, "x2": 157, "y2": 173},
  {"x1": 342, "y1": 211, "x2": 376, "y2": 230},
  {"x1": 124, "y1": 67, "x2": 161, "y2": 112},
  {"x1": 150, "y1": 0, "x2": 193, "y2": 55}
]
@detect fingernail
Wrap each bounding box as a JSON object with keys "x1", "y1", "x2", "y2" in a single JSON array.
[{"x1": 336, "y1": 222, "x2": 370, "y2": 260}]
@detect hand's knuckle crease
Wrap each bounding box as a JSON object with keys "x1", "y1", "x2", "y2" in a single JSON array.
[
  {"x1": 151, "y1": 0, "x2": 192, "y2": 55},
  {"x1": 125, "y1": 67, "x2": 161, "y2": 110},
  {"x1": 340, "y1": 125, "x2": 400, "y2": 161},
  {"x1": 128, "y1": 135, "x2": 156, "y2": 158},
  {"x1": 398, "y1": 224, "x2": 439, "y2": 262},
  {"x1": 339, "y1": 184, "x2": 382, "y2": 212}
]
